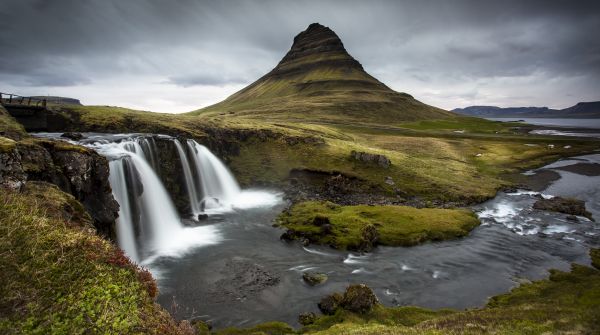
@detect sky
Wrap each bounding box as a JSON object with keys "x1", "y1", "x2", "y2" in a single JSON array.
[{"x1": 1, "y1": 0, "x2": 599, "y2": 113}]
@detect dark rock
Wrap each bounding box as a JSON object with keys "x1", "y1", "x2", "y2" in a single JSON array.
[
  {"x1": 533, "y1": 196, "x2": 594, "y2": 221},
  {"x1": 280, "y1": 230, "x2": 296, "y2": 242},
  {"x1": 321, "y1": 223, "x2": 333, "y2": 234},
  {"x1": 197, "y1": 214, "x2": 209, "y2": 221},
  {"x1": 318, "y1": 293, "x2": 343, "y2": 315},
  {"x1": 350, "y1": 150, "x2": 391, "y2": 168},
  {"x1": 341, "y1": 284, "x2": 379, "y2": 314},
  {"x1": 298, "y1": 312, "x2": 317, "y2": 326},
  {"x1": 210, "y1": 258, "x2": 280, "y2": 302},
  {"x1": 359, "y1": 224, "x2": 379, "y2": 252},
  {"x1": 566, "y1": 215, "x2": 579, "y2": 222},
  {"x1": 312, "y1": 214, "x2": 330, "y2": 226},
  {"x1": 0, "y1": 145, "x2": 26, "y2": 190},
  {"x1": 302, "y1": 272, "x2": 328, "y2": 286},
  {"x1": 60, "y1": 132, "x2": 84, "y2": 140},
  {"x1": 15, "y1": 139, "x2": 119, "y2": 237}
]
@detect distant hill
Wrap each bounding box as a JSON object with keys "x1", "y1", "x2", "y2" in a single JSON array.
[
  {"x1": 192, "y1": 23, "x2": 454, "y2": 124},
  {"x1": 31, "y1": 96, "x2": 82, "y2": 106},
  {"x1": 453, "y1": 101, "x2": 600, "y2": 118}
]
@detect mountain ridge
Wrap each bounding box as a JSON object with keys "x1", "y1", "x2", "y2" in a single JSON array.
[
  {"x1": 453, "y1": 101, "x2": 600, "y2": 118},
  {"x1": 192, "y1": 23, "x2": 454, "y2": 124}
]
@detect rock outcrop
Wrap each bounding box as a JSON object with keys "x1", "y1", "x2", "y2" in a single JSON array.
[
  {"x1": 350, "y1": 150, "x2": 391, "y2": 168},
  {"x1": 533, "y1": 196, "x2": 594, "y2": 221},
  {"x1": 317, "y1": 284, "x2": 379, "y2": 315},
  {"x1": 0, "y1": 137, "x2": 119, "y2": 236}
]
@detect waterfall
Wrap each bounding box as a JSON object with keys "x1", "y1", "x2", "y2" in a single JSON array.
[
  {"x1": 187, "y1": 140, "x2": 241, "y2": 209},
  {"x1": 98, "y1": 136, "x2": 225, "y2": 263},
  {"x1": 173, "y1": 139, "x2": 201, "y2": 215},
  {"x1": 108, "y1": 159, "x2": 139, "y2": 262},
  {"x1": 127, "y1": 154, "x2": 182, "y2": 254}
]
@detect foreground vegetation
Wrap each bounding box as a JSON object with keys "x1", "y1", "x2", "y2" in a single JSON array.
[
  {"x1": 0, "y1": 182, "x2": 192, "y2": 334},
  {"x1": 277, "y1": 201, "x2": 480, "y2": 250}
]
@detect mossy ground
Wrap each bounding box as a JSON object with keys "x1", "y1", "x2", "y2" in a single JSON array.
[
  {"x1": 277, "y1": 201, "x2": 480, "y2": 249},
  {"x1": 0, "y1": 182, "x2": 190, "y2": 335},
  {"x1": 47, "y1": 105, "x2": 599, "y2": 204}
]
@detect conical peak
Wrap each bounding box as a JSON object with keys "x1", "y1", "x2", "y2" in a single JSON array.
[
  {"x1": 275, "y1": 23, "x2": 362, "y2": 72},
  {"x1": 291, "y1": 23, "x2": 342, "y2": 49}
]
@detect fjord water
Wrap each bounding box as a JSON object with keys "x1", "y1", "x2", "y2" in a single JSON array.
[{"x1": 33, "y1": 132, "x2": 600, "y2": 328}]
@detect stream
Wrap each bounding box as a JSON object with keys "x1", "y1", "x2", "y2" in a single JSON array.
[{"x1": 34, "y1": 132, "x2": 600, "y2": 329}]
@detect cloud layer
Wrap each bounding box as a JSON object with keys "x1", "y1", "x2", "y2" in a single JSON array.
[{"x1": 1, "y1": 0, "x2": 599, "y2": 112}]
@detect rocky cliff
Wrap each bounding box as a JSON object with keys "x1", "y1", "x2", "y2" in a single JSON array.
[{"x1": 0, "y1": 110, "x2": 118, "y2": 236}]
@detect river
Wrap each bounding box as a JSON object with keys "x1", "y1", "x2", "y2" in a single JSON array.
[{"x1": 34, "y1": 131, "x2": 600, "y2": 329}]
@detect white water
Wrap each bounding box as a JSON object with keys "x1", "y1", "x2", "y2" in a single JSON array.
[
  {"x1": 187, "y1": 140, "x2": 241, "y2": 211},
  {"x1": 173, "y1": 140, "x2": 202, "y2": 216},
  {"x1": 92, "y1": 137, "x2": 225, "y2": 263},
  {"x1": 32, "y1": 133, "x2": 282, "y2": 264},
  {"x1": 108, "y1": 159, "x2": 139, "y2": 262}
]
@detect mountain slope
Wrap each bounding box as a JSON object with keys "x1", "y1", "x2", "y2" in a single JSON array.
[
  {"x1": 453, "y1": 101, "x2": 600, "y2": 118},
  {"x1": 192, "y1": 23, "x2": 453, "y2": 124}
]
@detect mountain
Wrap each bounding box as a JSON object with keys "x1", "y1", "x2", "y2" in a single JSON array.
[
  {"x1": 453, "y1": 101, "x2": 600, "y2": 118},
  {"x1": 192, "y1": 23, "x2": 453, "y2": 124}
]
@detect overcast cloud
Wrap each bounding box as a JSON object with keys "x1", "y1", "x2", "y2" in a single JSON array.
[{"x1": 1, "y1": 0, "x2": 599, "y2": 113}]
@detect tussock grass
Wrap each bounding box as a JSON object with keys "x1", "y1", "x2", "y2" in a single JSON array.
[{"x1": 0, "y1": 182, "x2": 190, "y2": 335}]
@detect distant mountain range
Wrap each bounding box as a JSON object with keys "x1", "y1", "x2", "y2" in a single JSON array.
[{"x1": 453, "y1": 101, "x2": 600, "y2": 118}]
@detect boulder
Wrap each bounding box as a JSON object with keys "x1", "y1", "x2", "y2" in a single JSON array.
[
  {"x1": 303, "y1": 272, "x2": 328, "y2": 286},
  {"x1": 533, "y1": 196, "x2": 594, "y2": 221},
  {"x1": 341, "y1": 284, "x2": 379, "y2": 314},
  {"x1": 359, "y1": 224, "x2": 379, "y2": 252},
  {"x1": 60, "y1": 132, "x2": 84, "y2": 140},
  {"x1": 298, "y1": 312, "x2": 317, "y2": 326},
  {"x1": 318, "y1": 292, "x2": 343, "y2": 315},
  {"x1": 350, "y1": 150, "x2": 391, "y2": 168}
]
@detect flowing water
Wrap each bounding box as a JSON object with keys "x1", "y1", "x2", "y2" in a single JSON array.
[{"x1": 33, "y1": 132, "x2": 600, "y2": 329}]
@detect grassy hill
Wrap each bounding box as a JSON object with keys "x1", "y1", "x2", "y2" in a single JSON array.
[{"x1": 191, "y1": 23, "x2": 453, "y2": 125}]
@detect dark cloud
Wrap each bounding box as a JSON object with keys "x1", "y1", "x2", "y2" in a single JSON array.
[{"x1": 0, "y1": 0, "x2": 599, "y2": 111}]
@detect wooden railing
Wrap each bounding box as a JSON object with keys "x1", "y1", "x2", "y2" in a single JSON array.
[{"x1": 0, "y1": 92, "x2": 47, "y2": 108}]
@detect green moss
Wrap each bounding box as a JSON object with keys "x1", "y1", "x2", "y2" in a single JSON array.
[
  {"x1": 591, "y1": 248, "x2": 600, "y2": 270},
  {"x1": 0, "y1": 136, "x2": 17, "y2": 152},
  {"x1": 277, "y1": 201, "x2": 480, "y2": 250},
  {"x1": 0, "y1": 106, "x2": 27, "y2": 140},
  {"x1": 0, "y1": 183, "x2": 187, "y2": 334},
  {"x1": 214, "y1": 322, "x2": 295, "y2": 335}
]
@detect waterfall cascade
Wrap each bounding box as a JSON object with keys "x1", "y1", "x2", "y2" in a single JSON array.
[{"x1": 100, "y1": 136, "x2": 234, "y2": 262}]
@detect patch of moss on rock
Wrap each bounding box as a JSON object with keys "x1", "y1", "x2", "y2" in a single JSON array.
[{"x1": 277, "y1": 201, "x2": 480, "y2": 251}]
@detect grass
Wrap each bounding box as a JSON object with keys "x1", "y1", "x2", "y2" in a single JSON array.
[
  {"x1": 277, "y1": 201, "x2": 480, "y2": 250},
  {"x1": 0, "y1": 182, "x2": 191, "y2": 335},
  {"x1": 0, "y1": 105, "x2": 27, "y2": 140},
  {"x1": 37, "y1": 104, "x2": 600, "y2": 205}
]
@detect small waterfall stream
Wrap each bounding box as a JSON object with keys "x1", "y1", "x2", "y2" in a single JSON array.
[
  {"x1": 173, "y1": 140, "x2": 202, "y2": 216},
  {"x1": 187, "y1": 140, "x2": 241, "y2": 209}
]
